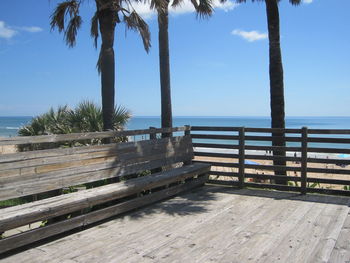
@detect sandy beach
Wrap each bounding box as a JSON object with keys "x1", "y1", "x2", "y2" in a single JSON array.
[{"x1": 194, "y1": 148, "x2": 350, "y2": 190}]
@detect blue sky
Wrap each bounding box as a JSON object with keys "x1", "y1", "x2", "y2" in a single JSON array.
[{"x1": 0, "y1": 0, "x2": 349, "y2": 117}]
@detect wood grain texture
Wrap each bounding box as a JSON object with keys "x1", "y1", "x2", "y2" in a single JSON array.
[
  {"x1": 0, "y1": 176, "x2": 208, "y2": 254},
  {"x1": 2, "y1": 186, "x2": 348, "y2": 263},
  {"x1": 0, "y1": 127, "x2": 189, "y2": 146},
  {"x1": 0, "y1": 163, "x2": 210, "y2": 232},
  {"x1": 0, "y1": 136, "x2": 194, "y2": 200}
]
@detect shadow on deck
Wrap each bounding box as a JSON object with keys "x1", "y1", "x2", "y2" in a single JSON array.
[{"x1": 2, "y1": 185, "x2": 350, "y2": 263}]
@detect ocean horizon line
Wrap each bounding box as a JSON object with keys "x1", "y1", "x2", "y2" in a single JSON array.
[{"x1": 1, "y1": 115, "x2": 350, "y2": 118}]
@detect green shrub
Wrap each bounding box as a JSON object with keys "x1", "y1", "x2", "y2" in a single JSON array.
[{"x1": 18, "y1": 101, "x2": 131, "y2": 151}]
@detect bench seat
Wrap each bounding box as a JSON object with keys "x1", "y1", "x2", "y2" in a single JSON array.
[
  {"x1": 0, "y1": 163, "x2": 210, "y2": 233},
  {"x1": 0, "y1": 134, "x2": 211, "y2": 254}
]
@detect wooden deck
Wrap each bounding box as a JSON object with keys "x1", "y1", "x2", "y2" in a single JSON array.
[{"x1": 2, "y1": 186, "x2": 350, "y2": 263}]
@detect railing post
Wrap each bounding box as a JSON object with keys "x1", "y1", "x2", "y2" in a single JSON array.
[
  {"x1": 184, "y1": 125, "x2": 191, "y2": 137},
  {"x1": 149, "y1": 126, "x2": 157, "y2": 140},
  {"x1": 149, "y1": 127, "x2": 162, "y2": 173},
  {"x1": 301, "y1": 127, "x2": 308, "y2": 194},
  {"x1": 238, "y1": 127, "x2": 245, "y2": 189},
  {"x1": 184, "y1": 125, "x2": 192, "y2": 165}
]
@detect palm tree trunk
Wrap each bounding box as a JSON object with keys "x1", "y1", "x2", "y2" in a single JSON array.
[
  {"x1": 158, "y1": 3, "x2": 173, "y2": 138},
  {"x1": 265, "y1": 0, "x2": 287, "y2": 184},
  {"x1": 98, "y1": 5, "x2": 116, "y2": 131}
]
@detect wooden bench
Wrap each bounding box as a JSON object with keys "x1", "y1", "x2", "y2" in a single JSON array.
[{"x1": 0, "y1": 129, "x2": 211, "y2": 254}]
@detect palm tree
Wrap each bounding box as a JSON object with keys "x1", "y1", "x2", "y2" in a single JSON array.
[
  {"x1": 154, "y1": 0, "x2": 213, "y2": 137},
  {"x1": 237, "y1": 0, "x2": 301, "y2": 183},
  {"x1": 50, "y1": 0, "x2": 150, "y2": 131}
]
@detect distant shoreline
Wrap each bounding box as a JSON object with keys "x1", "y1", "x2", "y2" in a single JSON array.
[{"x1": 2, "y1": 116, "x2": 350, "y2": 138}]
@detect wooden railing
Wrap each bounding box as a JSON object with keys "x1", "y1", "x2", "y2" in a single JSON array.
[
  {"x1": 190, "y1": 126, "x2": 350, "y2": 196},
  {"x1": 0, "y1": 126, "x2": 190, "y2": 147},
  {"x1": 1, "y1": 125, "x2": 349, "y2": 197}
]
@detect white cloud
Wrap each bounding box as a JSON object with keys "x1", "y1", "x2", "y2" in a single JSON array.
[
  {"x1": 19, "y1": 26, "x2": 43, "y2": 33},
  {"x1": 232, "y1": 29, "x2": 268, "y2": 42},
  {"x1": 0, "y1": 21, "x2": 17, "y2": 39},
  {"x1": 303, "y1": 0, "x2": 313, "y2": 3},
  {"x1": 132, "y1": 0, "x2": 238, "y2": 19},
  {"x1": 0, "y1": 21, "x2": 43, "y2": 40}
]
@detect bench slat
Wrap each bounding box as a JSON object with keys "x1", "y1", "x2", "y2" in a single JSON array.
[
  {"x1": 0, "y1": 175, "x2": 207, "y2": 255},
  {"x1": 0, "y1": 163, "x2": 210, "y2": 232},
  {"x1": 0, "y1": 136, "x2": 190, "y2": 172},
  {"x1": 0, "y1": 136, "x2": 194, "y2": 200}
]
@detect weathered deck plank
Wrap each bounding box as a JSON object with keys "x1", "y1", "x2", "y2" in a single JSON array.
[
  {"x1": 329, "y1": 214, "x2": 350, "y2": 263},
  {"x1": 1, "y1": 186, "x2": 349, "y2": 263}
]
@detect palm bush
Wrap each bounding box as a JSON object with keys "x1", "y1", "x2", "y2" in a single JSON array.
[{"x1": 18, "y1": 101, "x2": 131, "y2": 150}]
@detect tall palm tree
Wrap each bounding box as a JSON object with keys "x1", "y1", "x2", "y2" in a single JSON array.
[
  {"x1": 237, "y1": 0, "x2": 301, "y2": 183},
  {"x1": 50, "y1": 0, "x2": 150, "y2": 131},
  {"x1": 154, "y1": 0, "x2": 213, "y2": 137}
]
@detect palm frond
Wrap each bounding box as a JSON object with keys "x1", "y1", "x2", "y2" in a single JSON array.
[
  {"x1": 289, "y1": 0, "x2": 302, "y2": 5},
  {"x1": 236, "y1": 0, "x2": 301, "y2": 4},
  {"x1": 113, "y1": 105, "x2": 132, "y2": 129},
  {"x1": 189, "y1": 0, "x2": 199, "y2": 9},
  {"x1": 171, "y1": 0, "x2": 182, "y2": 8},
  {"x1": 91, "y1": 11, "x2": 99, "y2": 49},
  {"x1": 50, "y1": 1, "x2": 73, "y2": 32},
  {"x1": 124, "y1": 11, "x2": 151, "y2": 52},
  {"x1": 96, "y1": 49, "x2": 103, "y2": 74},
  {"x1": 50, "y1": 0, "x2": 82, "y2": 48},
  {"x1": 66, "y1": 15, "x2": 82, "y2": 47},
  {"x1": 149, "y1": 0, "x2": 168, "y2": 11},
  {"x1": 196, "y1": 0, "x2": 213, "y2": 18}
]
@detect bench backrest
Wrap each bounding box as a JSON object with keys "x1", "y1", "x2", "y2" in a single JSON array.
[{"x1": 0, "y1": 135, "x2": 194, "y2": 201}]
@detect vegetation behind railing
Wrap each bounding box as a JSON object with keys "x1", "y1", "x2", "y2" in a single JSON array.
[{"x1": 190, "y1": 126, "x2": 350, "y2": 196}]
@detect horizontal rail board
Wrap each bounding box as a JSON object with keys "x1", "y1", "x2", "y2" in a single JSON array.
[
  {"x1": 307, "y1": 137, "x2": 350, "y2": 144},
  {"x1": 192, "y1": 127, "x2": 350, "y2": 135},
  {"x1": 191, "y1": 126, "x2": 240, "y2": 132},
  {"x1": 193, "y1": 143, "x2": 238, "y2": 149},
  {"x1": 244, "y1": 128, "x2": 302, "y2": 133},
  {"x1": 306, "y1": 147, "x2": 350, "y2": 154},
  {"x1": 308, "y1": 129, "x2": 350, "y2": 135},
  {"x1": 307, "y1": 157, "x2": 350, "y2": 165},
  {"x1": 192, "y1": 134, "x2": 302, "y2": 142},
  {"x1": 245, "y1": 135, "x2": 301, "y2": 142},
  {"x1": 194, "y1": 152, "x2": 239, "y2": 159},
  {"x1": 209, "y1": 171, "x2": 238, "y2": 177},
  {"x1": 0, "y1": 144, "x2": 114, "y2": 164},
  {"x1": 0, "y1": 127, "x2": 188, "y2": 146},
  {"x1": 307, "y1": 167, "x2": 350, "y2": 175},
  {"x1": 191, "y1": 127, "x2": 301, "y2": 133},
  {"x1": 191, "y1": 134, "x2": 239, "y2": 140},
  {"x1": 193, "y1": 160, "x2": 239, "y2": 168}
]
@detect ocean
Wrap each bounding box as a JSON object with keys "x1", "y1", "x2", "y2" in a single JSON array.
[{"x1": 1, "y1": 116, "x2": 350, "y2": 138}]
